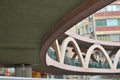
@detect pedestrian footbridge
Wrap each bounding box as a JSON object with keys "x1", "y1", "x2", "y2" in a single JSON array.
[{"x1": 46, "y1": 31, "x2": 120, "y2": 75}]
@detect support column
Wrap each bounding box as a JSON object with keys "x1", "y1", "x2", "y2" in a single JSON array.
[{"x1": 15, "y1": 64, "x2": 32, "y2": 77}]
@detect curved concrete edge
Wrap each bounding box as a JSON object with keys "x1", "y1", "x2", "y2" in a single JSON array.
[
  {"x1": 46, "y1": 55, "x2": 120, "y2": 74},
  {"x1": 39, "y1": 0, "x2": 116, "y2": 74}
]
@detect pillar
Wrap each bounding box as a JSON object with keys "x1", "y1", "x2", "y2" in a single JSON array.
[{"x1": 14, "y1": 64, "x2": 32, "y2": 77}]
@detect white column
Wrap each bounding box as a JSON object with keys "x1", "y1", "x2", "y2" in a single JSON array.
[{"x1": 15, "y1": 64, "x2": 32, "y2": 77}]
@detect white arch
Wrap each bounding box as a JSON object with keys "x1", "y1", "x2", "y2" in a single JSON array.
[
  {"x1": 85, "y1": 44, "x2": 113, "y2": 69},
  {"x1": 113, "y1": 49, "x2": 120, "y2": 69},
  {"x1": 52, "y1": 37, "x2": 120, "y2": 69},
  {"x1": 60, "y1": 37, "x2": 85, "y2": 67},
  {"x1": 52, "y1": 40, "x2": 62, "y2": 62}
]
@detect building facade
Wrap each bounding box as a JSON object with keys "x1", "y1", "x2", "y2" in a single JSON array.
[
  {"x1": 94, "y1": 0, "x2": 120, "y2": 42},
  {"x1": 69, "y1": 15, "x2": 94, "y2": 39},
  {"x1": 69, "y1": 0, "x2": 120, "y2": 42}
]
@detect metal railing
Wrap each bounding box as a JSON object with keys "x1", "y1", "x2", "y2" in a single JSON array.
[
  {"x1": 64, "y1": 57, "x2": 81, "y2": 67},
  {"x1": 47, "y1": 48, "x2": 57, "y2": 61},
  {"x1": 47, "y1": 48, "x2": 120, "y2": 69}
]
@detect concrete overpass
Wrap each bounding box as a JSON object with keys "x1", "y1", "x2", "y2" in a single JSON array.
[{"x1": 0, "y1": 0, "x2": 118, "y2": 76}]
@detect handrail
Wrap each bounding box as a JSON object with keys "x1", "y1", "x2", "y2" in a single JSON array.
[{"x1": 65, "y1": 31, "x2": 120, "y2": 47}]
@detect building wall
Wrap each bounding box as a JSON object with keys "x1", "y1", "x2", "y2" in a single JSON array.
[
  {"x1": 68, "y1": 16, "x2": 94, "y2": 39},
  {"x1": 94, "y1": 0, "x2": 120, "y2": 42}
]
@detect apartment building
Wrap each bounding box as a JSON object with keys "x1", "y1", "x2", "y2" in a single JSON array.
[
  {"x1": 69, "y1": 15, "x2": 94, "y2": 39},
  {"x1": 69, "y1": 0, "x2": 120, "y2": 42},
  {"x1": 94, "y1": 0, "x2": 120, "y2": 42}
]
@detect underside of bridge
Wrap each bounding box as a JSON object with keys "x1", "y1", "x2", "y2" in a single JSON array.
[{"x1": 0, "y1": 0, "x2": 117, "y2": 75}]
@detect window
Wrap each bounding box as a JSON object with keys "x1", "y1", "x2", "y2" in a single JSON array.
[
  {"x1": 95, "y1": 20, "x2": 106, "y2": 26},
  {"x1": 98, "y1": 7, "x2": 107, "y2": 12},
  {"x1": 110, "y1": 34, "x2": 120, "y2": 41},
  {"x1": 97, "y1": 35, "x2": 110, "y2": 41},
  {"x1": 82, "y1": 27, "x2": 84, "y2": 35},
  {"x1": 89, "y1": 25, "x2": 93, "y2": 33},
  {"x1": 106, "y1": 5, "x2": 117, "y2": 11},
  {"x1": 95, "y1": 19, "x2": 120, "y2": 27},
  {"x1": 117, "y1": 19, "x2": 120, "y2": 25},
  {"x1": 106, "y1": 19, "x2": 118, "y2": 26},
  {"x1": 116, "y1": 5, "x2": 120, "y2": 11},
  {"x1": 107, "y1": 5, "x2": 114, "y2": 11},
  {"x1": 97, "y1": 34, "x2": 120, "y2": 42},
  {"x1": 77, "y1": 29, "x2": 80, "y2": 35},
  {"x1": 97, "y1": 4, "x2": 120, "y2": 12}
]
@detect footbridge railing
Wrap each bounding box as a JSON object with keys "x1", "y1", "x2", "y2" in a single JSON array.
[{"x1": 46, "y1": 32, "x2": 120, "y2": 74}]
